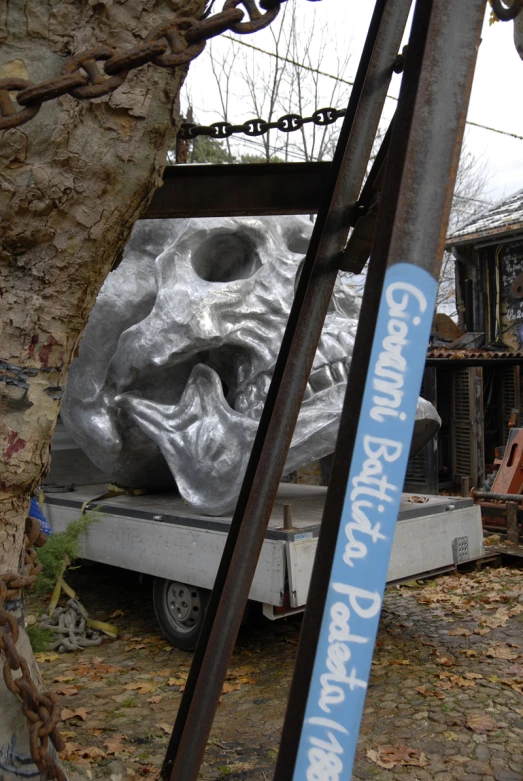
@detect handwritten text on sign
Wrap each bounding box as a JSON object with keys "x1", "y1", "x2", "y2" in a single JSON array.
[{"x1": 293, "y1": 264, "x2": 438, "y2": 781}]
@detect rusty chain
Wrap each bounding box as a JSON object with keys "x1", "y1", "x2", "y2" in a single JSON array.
[
  {"x1": 0, "y1": 515, "x2": 67, "y2": 781},
  {"x1": 0, "y1": 0, "x2": 285, "y2": 131},
  {"x1": 490, "y1": 0, "x2": 523, "y2": 20}
]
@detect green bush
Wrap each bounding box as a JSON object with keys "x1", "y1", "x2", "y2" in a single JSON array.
[{"x1": 34, "y1": 510, "x2": 101, "y2": 594}]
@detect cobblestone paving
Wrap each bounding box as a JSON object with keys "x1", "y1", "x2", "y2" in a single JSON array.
[{"x1": 27, "y1": 563, "x2": 523, "y2": 780}]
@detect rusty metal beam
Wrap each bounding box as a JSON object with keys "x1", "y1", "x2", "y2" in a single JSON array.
[
  {"x1": 275, "y1": 0, "x2": 486, "y2": 777},
  {"x1": 161, "y1": 1, "x2": 411, "y2": 779},
  {"x1": 143, "y1": 162, "x2": 331, "y2": 219}
]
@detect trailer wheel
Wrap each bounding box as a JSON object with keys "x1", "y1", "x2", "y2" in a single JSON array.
[{"x1": 153, "y1": 578, "x2": 209, "y2": 651}]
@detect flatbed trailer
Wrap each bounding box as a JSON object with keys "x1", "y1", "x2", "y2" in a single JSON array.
[{"x1": 43, "y1": 481, "x2": 483, "y2": 649}]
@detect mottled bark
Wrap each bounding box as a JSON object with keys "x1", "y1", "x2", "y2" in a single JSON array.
[{"x1": 0, "y1": 1, "x2": 204, "y2": 775}]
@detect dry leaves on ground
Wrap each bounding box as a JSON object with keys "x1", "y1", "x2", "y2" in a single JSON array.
[
  {"x1": 416, "y1": 685, "x2": 445, "y2": 699},
  {"x1": 61, "y1": 708, "x2": 88, "y2": 722},
  {"x1": 466, "y1": 712, "x2": 497, "y2": 733},
  {"x1": 485, "y1": 645, "x2": 519, "y2": 660},
  {"x1": 124, "y1": 681, "x2": 157, "y2": 696},
  {"x1": 367, "y1": 745, "x2": 428, "y2": 769}
]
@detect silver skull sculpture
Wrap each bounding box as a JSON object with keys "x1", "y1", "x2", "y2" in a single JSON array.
[{"x1": 61, "y1": 216, "x2": 440, "y2": 516}]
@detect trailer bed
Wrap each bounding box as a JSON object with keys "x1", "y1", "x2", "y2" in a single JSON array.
[{"x1": 43, "y1": 484, "x2": 483, "y2": 613}]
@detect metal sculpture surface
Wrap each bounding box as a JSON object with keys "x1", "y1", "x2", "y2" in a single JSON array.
[{"x1": 61, "y1": 216, "x2": 440, "y2": 515}]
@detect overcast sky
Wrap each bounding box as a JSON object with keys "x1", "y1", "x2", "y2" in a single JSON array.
[{"x1": 187, "y1": 1, "x2": 523, "y2": 205}]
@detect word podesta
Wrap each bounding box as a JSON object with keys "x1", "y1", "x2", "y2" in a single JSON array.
[{"x1": 293, "y1": 263, "x2": 438, "y2": 781}]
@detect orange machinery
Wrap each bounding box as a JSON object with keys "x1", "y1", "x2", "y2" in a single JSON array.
[{"x1": 472, "y1": 416, "x2": 523, "y2": 538}]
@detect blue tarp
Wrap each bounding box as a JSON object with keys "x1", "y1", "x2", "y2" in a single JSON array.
[{"x1": 29, "y1": 497, "x2": 52, "y2": 536}]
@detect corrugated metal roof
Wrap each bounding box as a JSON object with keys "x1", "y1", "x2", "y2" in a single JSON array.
[
  {"x1": 427, "y1": 347, "x2": 523, "y2": 360},
  {"x1": 446, "y1": 188, "x2": 523, "y2": 247}
]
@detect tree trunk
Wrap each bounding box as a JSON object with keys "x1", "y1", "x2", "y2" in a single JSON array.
[{"x1": 0, "y1": 1, "x2": 204, "y2": 775}]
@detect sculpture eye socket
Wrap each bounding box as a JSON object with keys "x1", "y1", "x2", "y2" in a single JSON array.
[{"x1": 192, "y1": 231, "x2": 262, "y2": 283}]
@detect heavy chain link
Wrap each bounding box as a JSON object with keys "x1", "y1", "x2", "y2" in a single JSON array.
[
  {"x1": 178, "y1": 105, "x2": 346, "y2": 139},
  {"x1": 490, "y1": 0, "x2": 523, "y2": 20},
  {"x1": 0, "y1": 0, "x2": 283, "y2": 131},
  {"x1": 0, "y1": 516, "x2": 66, "y2": 781}
]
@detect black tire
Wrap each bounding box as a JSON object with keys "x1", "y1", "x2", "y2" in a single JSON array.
[{"x1": 152, "y1": 577, "x2": 209, "y2": 651}]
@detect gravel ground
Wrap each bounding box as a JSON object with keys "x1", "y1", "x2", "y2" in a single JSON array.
[{"x1": 26, "y1": 561, "x2": 523, "y2": 781}]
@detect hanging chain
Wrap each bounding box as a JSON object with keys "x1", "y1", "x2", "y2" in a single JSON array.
[
  {"x1": 179, "y1": 106, "x2": 347, "y2": 139},
  {"x1": 0, "y1": 517, "x2": 67, "y2": 781},
  {"x1": 0, "y1": 0, "x2": 285, "y2": 131},
  {"x1": 490, "y1": 0, "x2": 523, "y2": 20}
]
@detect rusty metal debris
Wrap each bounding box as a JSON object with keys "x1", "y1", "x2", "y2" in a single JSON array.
[
  {"x1": 0, "y1": 517, "x2": 66, "y2": 781},
  {"x1": 0, "y1": 0, "x2": 285, "y2": 131}
]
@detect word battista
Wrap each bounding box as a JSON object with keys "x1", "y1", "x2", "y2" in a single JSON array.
[{"x1": 304, "y1": 280, "x2": 428, "y2": 781}]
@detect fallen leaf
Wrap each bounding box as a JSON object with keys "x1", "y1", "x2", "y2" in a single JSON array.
[
  {"x1": 486, "y1": 646, "x2": 518, "y2": 660},
  {"x1": 366, "y1": 748, "x2": 394, "y2": 769},
  {"x1": 416, "y1": 686, "x2": 445, "y2": 699},
  {"x1": 104, "y1": 737, "x2": 127, "y2": 755},
  {"x1": 222, "y1": 682, "x2": 241, "y2": 694},
  {"x1": 158, "y1": 723, "x2": 172, "y2": 734},
  {"x1": 61, "y1": 708, "x2": 87, "y2": 722},
  {"x1": 460, "y1": 649, "x2": 478, "y2": 658},
  {"x1": 436, "y1": 656, "x2": 454, "y2": 667},
  {"x1": 147, "y1": 695, "x2": 162, "y2": 704},
  {"x1": 109, "y1": 609, "x2": 125, "y2": 618},
  {"x1": 54, "y1": 675, "x2": 75, "y2": 683},
  {"x1": 123, "y1": 681, "x2": 157, "y2": 696},
  {"x1": 466, "y1": 712, "x2": 497, "y2": 733},
  {"x1": 481, "y1": 614, "x2": 509, "y2": 629},
  {"x1": 455, "y1": 677, "x2": 475, "y2": 688},
  {"x1": 167, "y1": 676, "x2": 187, "y2": 687},
  {"x1": 367, "y1": 745, "x2": 428, "y2": 769},
  {"x1": 155, "y1": 669, "x2": 172, "y2": 677},
  {"x1": 501, "y1": 678, "x2": 523, "y2": 694},
  {"x1": 463, "y1": 672, "x2": 483, "y2": 680},
  {"x1": 474, "y1": 628, "x2": 491, "y2": 636},
  {"x1": 55, "y1": 687, "x2": 79, "y2": 696},
  {"x1": 507, "y1": 664, "x2": 523, "y2": 676},
  {"x1": 75, "y1": 746, "x2": 106, "y2": 760},
  {"x1": 34, "y1": 652, "x2": 59, "y2": 663},
  {"x1": 447, "y1": 627, "x2": 472, "y2": 636},
  {"x1": 442, "y1": 731, "x2": 459, "y2": 741}
]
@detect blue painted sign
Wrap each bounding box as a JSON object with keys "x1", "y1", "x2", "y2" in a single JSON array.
[{"x1": 293, "y1": 262, "x2": 438, "y2": 781}]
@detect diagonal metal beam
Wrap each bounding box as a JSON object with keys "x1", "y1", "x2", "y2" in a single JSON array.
[
  {"x1": 275, "y1": 0, "x2": 486, "y2": 777},
  {"x1": 161, "y1": 1, "x2": 412, "y2": 778}
]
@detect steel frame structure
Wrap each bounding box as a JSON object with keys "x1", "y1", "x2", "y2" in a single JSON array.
[{"x1": 155, "y1": 0, "x2": 488, "y2": 778}]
